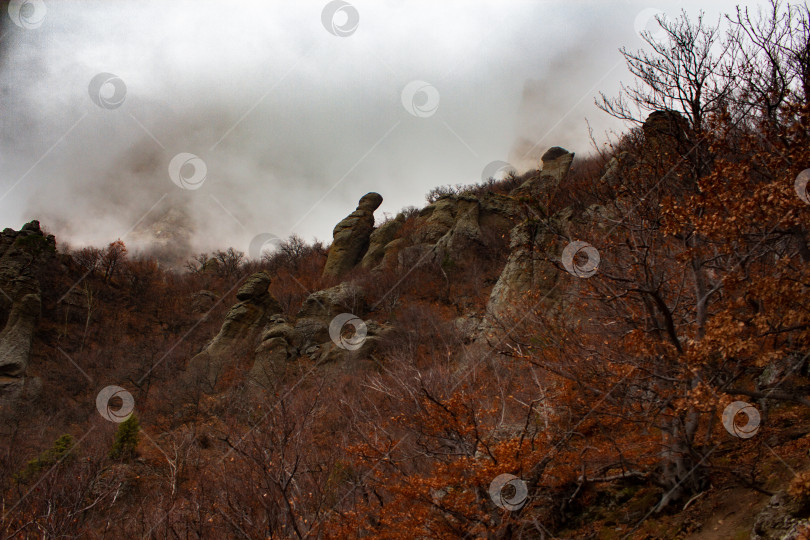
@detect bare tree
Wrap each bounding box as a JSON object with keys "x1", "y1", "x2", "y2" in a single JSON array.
[
  {"x1": 100, "y1": 239, "x2": 127, "y2": 283},
  {"x1": 596, "y1": 9, "x2": 736, "y2": 133},
  {"x1": 213, "y1": 247, "x2": 245, "y2": 279},
  {"x1": 727, "y1": 1, "x2": 810, "y2": 123},
  {"x1": 185, "y1": 252, "x2": 212, "y2": 274},
  {"x1": 73, "y1": 246, "x2": 102, "y2": 275}
]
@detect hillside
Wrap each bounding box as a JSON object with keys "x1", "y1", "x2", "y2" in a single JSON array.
[
  {"x1": 1, "y1": 115, "x2": 809, "y2": 537},
  {"x1": 2, "y1": 4, "x2": 810, "y2": 539}
]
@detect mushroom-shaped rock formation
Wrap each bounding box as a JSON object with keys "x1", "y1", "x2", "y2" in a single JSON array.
[
  {"x1": 322, "y1": 192, "x2": 383, "y2": 279},
  {"x1": 185, "y1": 271, "x2": 282, "y2": 392}
]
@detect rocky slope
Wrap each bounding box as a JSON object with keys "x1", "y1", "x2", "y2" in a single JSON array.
[
  {"x1": 3, "y1": 112, "x2": 809, "y2": 539},
  {"x1": 183, "y1": 145, "x2": 590, "y2": 393}
]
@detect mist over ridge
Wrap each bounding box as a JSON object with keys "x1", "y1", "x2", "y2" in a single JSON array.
[{"x1": 0, "y1": 0, "x2": 750, "y2": 259}]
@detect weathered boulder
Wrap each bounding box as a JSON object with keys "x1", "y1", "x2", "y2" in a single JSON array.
[
  {"x1": 481, "y1": 198, "x2": 580, "y2": 339},
  {"x1": 0, "y1": 288, "x2": 41, "y2": 390},
  {"x1": 433, "y1": 196, "x2": 485, "y2": 264},
  {"x1": 511, "y1": 147, "x2": 575, "y2": 200},
  {"x1": 236, "y1": 272, "x2": 272, "y2": 301},
  {"x1": 486, "y1": 208, "x2": 571, "y2": 315},
  {"x1": 294, "y1": 318, "x2": 331, "y2": 348},
  {"x1": 186, "y1": 272, "x2": 282, "y2": 391},
  {"x1": 296, "y1": 281, "x2": 365, "y2": 319},
  {"x1": 397, "y1": 191, "x2": 518, "y2": 275},
  {"x1": 249, "y1": 337, "x2": 298, "y2": 385},
  {"x1": 190, "y1": 290, "x2": 217, "y2": 313},
  {"x1": 414, "y1": 197, "x2": 457, "y2": 244},
  {"x1": 642, "y1": 110, "x2": 692, "y2": 157},
  {"x1": 360, "y1": 215, "x2": 405, "y2": 270},
  {"x1": 478, "y1": 193, "x2": 518, "y2": 230},
  {"x1": 260, "y1": 319, "x2": 303, "y2": 348},
  {"x1": 379, "y1": 238, "x2": 407, "y2": 270},
  {"x1": 751, "y1": 491, "x2": 810, "y2": 540},
  {"x1": 295, "y1": 282, "x2": 366, "y2": 348},
  {"x1": 484, "y1": 148, "x2": 578, "y2": 319},
  {"x1": 322, "y1": 192, "x2": 383, "y2": 279},
  {"x1": 249, "y1": 317, "x2": 302, "y2": 386},
  {"x1": 540, "y1": 146, "x2": 575, "y2": 183}
]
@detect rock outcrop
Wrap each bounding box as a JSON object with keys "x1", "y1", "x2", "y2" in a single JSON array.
[
  {"x1": 642, "y1": 110, "x2": 692, "y2": 158},
  {"x1": 538, "y1": 146, "x2": 575, "y2": 184},
  {"x1": 360, "y1": 215, "x2": 404, "y2": 269},
  {"x1": 294, "y1": 281, "x2": 365, "y2": 349},
  {"x1": 186, "y1": 272, "x2": 282, "y2": 391},
  {"x1": 249, "y1": 282, "x2": 385, "y2": 386},
  {"x1": 249, "y1": 314, "x2": 302, "y2": 386},
  {"x1": 185, "y1": 268, "x2": 388, "y2": 390},
  {"x1": 482, "y1": 148, "x2": 577, "y2": 333},
  {"x1": 750, "y1": 491, "x2": 810, "y2": 539},
  {"x1": 376, "y1": 191, "x2": 516, "y2": 276},
  {"x1": 190, "y1": 290, "x2": 217, "y2": 313},
  {"x1": 511, "y1": 147, "x2": 575, "y2": 201},
  {"x1": 485, "y1": 208, "x2": 572, "y2": 318},
  {"x1": 185, "y1": 146, "x2": 590, "y2": 390},
  {"x1": 322, "y1": 192, "x2": 383, "y2": 279},
  {"x1": 0, "y1": 284, "x2": 41, "y2": 389},
  {"x1": 0, "y1": 220, "x2": 53, "y2": 397}
]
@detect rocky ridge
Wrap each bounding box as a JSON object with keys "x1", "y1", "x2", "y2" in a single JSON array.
[{"x1": 185, "y1": 144, "x2": 598, "y2": 392}]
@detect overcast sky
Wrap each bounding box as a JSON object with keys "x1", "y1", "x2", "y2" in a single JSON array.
[{"x1": 0, "y1": 0, "x2": 764, "y2": 257}]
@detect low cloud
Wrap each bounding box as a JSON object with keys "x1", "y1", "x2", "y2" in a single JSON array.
[{"x1": 0, "y1": 0, "x2": 748, "y2": 259}]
